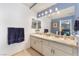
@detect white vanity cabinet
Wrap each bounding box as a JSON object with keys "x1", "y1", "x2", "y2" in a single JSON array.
[
  {"x1": 30, "y1": 35, "x2": 78, "y2": 56},
  {"x1": 30, "y1": 36, "x2": 36, "y2": 49},
  {"x1": 42, "y1": 40, "x2": 52, "y2": 56},
  {"x1": 42, "y1": 45, "x2": 52, "y2": 56},
  {"x1": 30, "y1": 36, "x2": 42, "y2": 53}
]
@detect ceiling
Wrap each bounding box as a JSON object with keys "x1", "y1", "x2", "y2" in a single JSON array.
[{"x1": 24, "y1": 3, "x2": 56, "y2": 14}]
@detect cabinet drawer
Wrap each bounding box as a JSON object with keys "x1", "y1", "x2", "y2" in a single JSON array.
[
  {"x1": 37, "y1": 38, "x2": 42, "y2": 42},
  {"x1": 49, "y1": 41, "x2": 73, "y2": 54},
  {"x1": 30, "y1": 36, "x2": 38, "y2": 40}
]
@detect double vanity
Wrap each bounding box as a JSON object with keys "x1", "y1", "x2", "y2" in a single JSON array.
[{"x1": 30, "y1": 33, "x2": 79, "y2": 56}]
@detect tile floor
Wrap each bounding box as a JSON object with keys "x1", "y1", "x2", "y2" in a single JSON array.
[{"x1": 13, "y1": 48, "x2": 42, "y2": 56}]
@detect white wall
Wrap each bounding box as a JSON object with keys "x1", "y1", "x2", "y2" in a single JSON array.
[{"x1": 0, "y1": 3, "x2": 35, "y2": 55}]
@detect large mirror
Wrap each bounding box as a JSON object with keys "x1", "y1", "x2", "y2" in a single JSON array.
[{"x1": 38, "y1": 6, "x2": 75, "y2": 36}]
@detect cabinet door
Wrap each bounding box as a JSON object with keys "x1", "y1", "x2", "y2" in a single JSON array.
[
  {"x1": 30, "y1": 37, "x2": 42, "y2": 53},
  {"x1": 35, "y1": 39, "x2": 42, "y2": 53},
  {"x1": 49, "y1": 41, "x2": 73, "y2": 54},
  {"x1": 30, "y1": 37, "x2": 33, "y2": 47},
  {"x1": 52, "y1": 48, "x2": 71, "y2": 56},
  {"x1": 30, "y1": 37, "x2": 37, "y2": 49},
  {"x1": 42, "y1": 45, "x2": 52, "y2": 56}
]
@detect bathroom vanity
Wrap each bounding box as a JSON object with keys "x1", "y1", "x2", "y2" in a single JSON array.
[{"x1": 30, "y1": 33, "x2": 79, "y2": 56}]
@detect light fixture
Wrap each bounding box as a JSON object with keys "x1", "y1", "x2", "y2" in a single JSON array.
[
  {"x1": 55, "y1": 8, "x2": 58, "y2": 11},
  {"x1": 45, "y1": 11, "x2": 48, "y2": 14},
  {"x1": 49, "y1": 9, "x2": 52, "y2": 13},
  {"x1": 42, "y1": 13, "x2": 44, "y2": 16},
  {"x1": 38, "y1": 14, "x2": 40, "y2": 16}
]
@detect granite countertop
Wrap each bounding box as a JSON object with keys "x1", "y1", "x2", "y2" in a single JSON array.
[{"x1": 30, "y1": 33, "x2": 78, "y2": 47}]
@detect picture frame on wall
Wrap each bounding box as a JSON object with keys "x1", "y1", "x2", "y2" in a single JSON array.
[{"x1": 52, "y1": 22, "x2": 58, "y2": 28}]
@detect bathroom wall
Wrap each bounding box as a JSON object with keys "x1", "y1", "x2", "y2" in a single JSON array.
[{"x1": 0, "y1": 3, "x2": 35, "y2": 55}]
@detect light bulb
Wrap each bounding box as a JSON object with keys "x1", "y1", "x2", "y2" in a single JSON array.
[
  {"x1": 42, "y1": 13, "x2": 44, "y2": 16},
  {"x1": 49, "y1": 9, "x2": 52, "y2": 13},
  {"x1": 55, "y1": 8, "x2": 58, "y2": 11},
  {"x1": 45, "y1": 11, "x2": 48, "y2": 14},
  {"x1": 39, "y1": 14, "x2": 40, "y2": 16}
]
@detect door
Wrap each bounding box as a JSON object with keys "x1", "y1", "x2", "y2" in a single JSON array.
[
  {"x1": 30, "y1": 36, "x2": 42, "y2": 53},
  {"x1": 35, "y1": 39, "x2": 42, "y2": 53},
  {"x1": 30, "y1": 37, "x2": 37, "y2": 49},
  {"x1": 42, "y1": 45, "x2": 52, "y2": 56}
]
